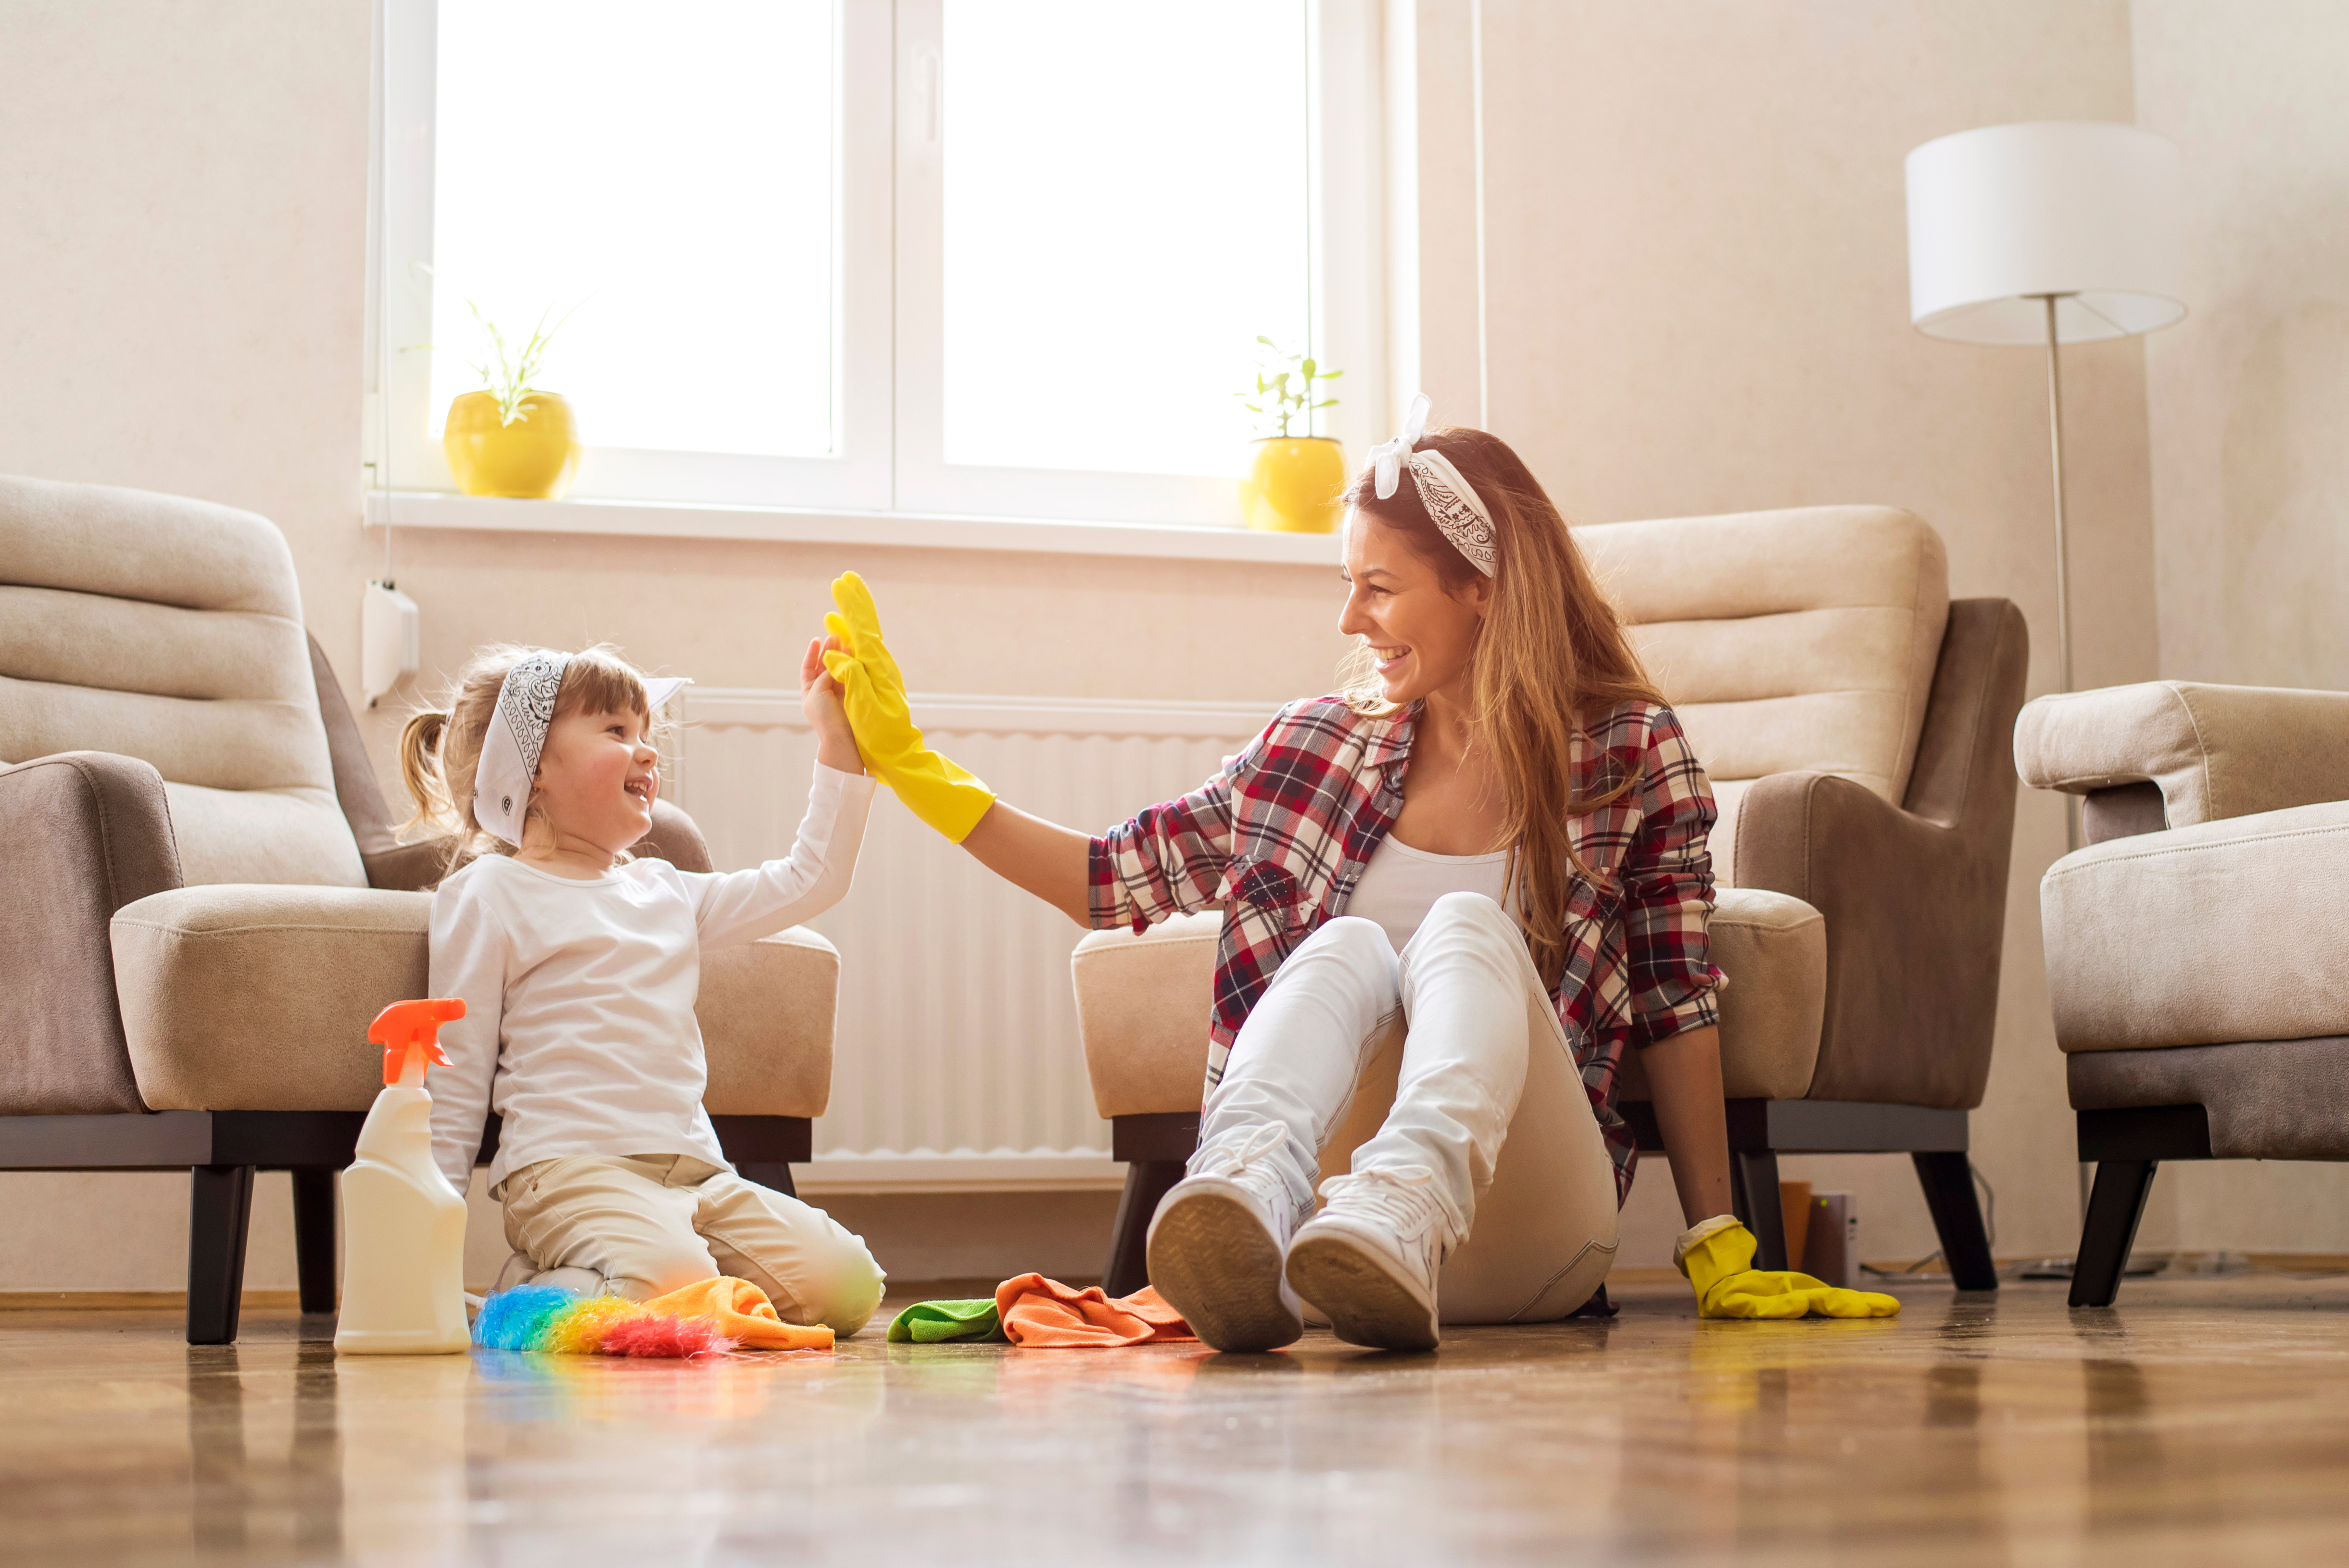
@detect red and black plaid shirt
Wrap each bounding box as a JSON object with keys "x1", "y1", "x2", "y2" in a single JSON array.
[{"x1": 1088, "y1": 695, "x2": 1722, "y2": 1205}]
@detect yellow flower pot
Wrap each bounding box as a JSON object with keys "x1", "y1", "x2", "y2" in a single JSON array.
[
  {"x1": 1238, "y1": 435, "x2": 1346, "y2": 533},
  {"x1": 443, "y1": 391, "x2": 581, "y2": 500}
]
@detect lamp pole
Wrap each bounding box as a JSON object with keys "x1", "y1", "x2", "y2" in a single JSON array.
[{"x1": 2039, "y1": 291, "x2": 2080, "y2": 855}]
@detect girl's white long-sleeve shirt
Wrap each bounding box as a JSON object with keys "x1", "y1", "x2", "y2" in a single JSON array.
[{"x1": 427, "y1": 762, "x2": 876, "y2": 1195}]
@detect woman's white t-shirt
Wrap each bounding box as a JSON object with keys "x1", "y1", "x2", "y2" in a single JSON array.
[
  {"x1": 426, "y1": 762, "x2": 876, "y2": 1195},
  {"x1": 1344, "y1": 832, "x2": 1513, "y2": 950}
]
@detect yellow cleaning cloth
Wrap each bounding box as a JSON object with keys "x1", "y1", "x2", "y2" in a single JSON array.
[{"x1": 642, "y1": 1276, "x2": 836, "y2": 1351}]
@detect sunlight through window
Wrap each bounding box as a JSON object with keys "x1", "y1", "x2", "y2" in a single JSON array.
[
  {"x1": 429, "y1": 0, "x2": 836, "y2": 458},
  {"x1": 940, "y1": 1, "x2": 1313, "y2": 477}
]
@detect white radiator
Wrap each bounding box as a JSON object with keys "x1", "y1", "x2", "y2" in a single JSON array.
[{"x1": 671, "y1": 690, "x2": 1273, "y2": 1193}]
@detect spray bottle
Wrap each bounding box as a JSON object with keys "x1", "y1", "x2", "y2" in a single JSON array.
[{"x1": 335, "y1": 998, "x2": 472, "y2": 1355}]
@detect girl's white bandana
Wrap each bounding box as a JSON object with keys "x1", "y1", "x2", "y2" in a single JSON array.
[
  {"x1": 473, "y1": 652, "x2": 692, "y2": 847},
  {"x1": 1366, "y1": 392, "x2": 1498, "y2": 576}
]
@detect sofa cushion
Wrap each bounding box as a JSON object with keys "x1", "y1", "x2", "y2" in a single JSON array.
[
  {"x1": 2041, "y1": 799, "x2": 2349, "y2": 1052},
  {"x1": 0, "y1": 474, "x2": 364, "y2": 887},
  {"x1": 110, "y1": 885, "x2": 837, "y2": 1116},
  {"x1": 1072, "y1": 888, "x2": 1825, "y2": 1116},
  {"x1": 2016, "y1": 681, "x2": 2349, "y2": 831},
  {"x1": 1575, "y1": 506, "x2": 1948, "y2": 886}
]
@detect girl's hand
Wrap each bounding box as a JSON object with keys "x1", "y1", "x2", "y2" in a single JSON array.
[
  {"x1": 822, "y1": 572, "x2": 997, "y2": 842},
  {"x1": 801, "y1": 632, "x2": 866, "y2": 775}
]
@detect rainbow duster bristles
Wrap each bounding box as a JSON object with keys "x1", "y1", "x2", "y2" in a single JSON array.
[{"x1": 472, "y1": 1283, "x2": 737, "y2": 1359}]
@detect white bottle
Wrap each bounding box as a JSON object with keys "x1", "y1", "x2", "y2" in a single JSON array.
[{"x1": 335, "y1": 998, "x2": 472, "y2": 1355}]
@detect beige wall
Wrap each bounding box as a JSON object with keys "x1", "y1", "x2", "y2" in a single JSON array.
[
  {"x1": 2132, "y1": 0, "x2": 2349, "y2": 1253},
  {"x1": 12, "y1": 0, "x2": 2341, "y2": 1289}
]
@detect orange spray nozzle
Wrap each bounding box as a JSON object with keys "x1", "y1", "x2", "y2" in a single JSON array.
[{"x1": 368, "y1": 998, "x2": 467, "y2": 1086}]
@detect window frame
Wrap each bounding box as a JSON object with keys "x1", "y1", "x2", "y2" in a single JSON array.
[{"x1": 369, "y1": 0, "x2": 1385, "y2": 530}]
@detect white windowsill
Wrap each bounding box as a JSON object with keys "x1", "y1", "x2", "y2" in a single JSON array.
[{"x1": 365, "y1": 490, "x2": 1342, "y2": 566}]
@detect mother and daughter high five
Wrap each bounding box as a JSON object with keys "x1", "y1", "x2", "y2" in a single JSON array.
[{"x1": 400, "y1": 399, "x2": 1898, "y2": 1353}]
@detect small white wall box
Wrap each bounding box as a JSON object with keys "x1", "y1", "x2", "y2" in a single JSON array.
[
  {"x1": 362, "y1": 582, "x2": 420, "y2": 708},
  {"x1": 1802, "y1": 1192, "x2": 1858, "y2": 1288}
]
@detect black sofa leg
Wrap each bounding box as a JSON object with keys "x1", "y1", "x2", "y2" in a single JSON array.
[
  {"x1": 1730, "y1": 1149, "x2": 1789, "y2": 1271},
  {"x1": 188, "y1": 1164, "x2": 256, "y2": 1345},
  {"x1": 738, "y1": 1161, "x2": 799, "y2": 1199},
  {"x1": 2070, "y1": 1158, "x2": 2157, "y2": 1309},
  {"x1": 1102, "y1": 1159, "x2": 1186, "y2": 1299},
  {"x1": 1912, "y1": 1152, "x2": 1999, "y2": 1291},
  {"x1": 291, "y1": 1168, "x2": 339, "y2": 1315}
]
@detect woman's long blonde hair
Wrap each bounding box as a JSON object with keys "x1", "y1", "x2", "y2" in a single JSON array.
[
  {"x1": 1339, "y1": 426, "x2": 1663, "y2": 984},
  {"x1": 399, "y1": 643, "x2": 667, "y2": 873}
]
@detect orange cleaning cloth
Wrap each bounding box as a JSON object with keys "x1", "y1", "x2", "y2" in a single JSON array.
[
  {"x1": 641, "y1": 1276, "x2": 835, "y2": 1352},
  {"x1": 993, "y1": 1273, "x2": 1197, "y2": 1347}
]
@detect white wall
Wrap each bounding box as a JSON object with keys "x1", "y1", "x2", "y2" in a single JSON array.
[{"x1": 2132, "y1": 0, "x2": 2349, "y2": 1253}]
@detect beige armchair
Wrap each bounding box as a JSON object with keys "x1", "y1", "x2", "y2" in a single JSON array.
[
  {"x1": 2017, "y1": 681, "x2": 2349, "y2": 1305},
  {"x1": 0, "y1": 474, "x2": 839, "y2": 1343},
  {"x1": 1074, "y1": 507, "x2": 2027, "y2": 1298}
]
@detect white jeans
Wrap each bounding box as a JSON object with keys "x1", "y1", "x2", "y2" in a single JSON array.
[
  {"x1": 1195, "y1": 892, "x2": 1619, "y2": 1323},
  {"x1": 501, "y1": 1153, "x2": 885, "y2": 1336}
]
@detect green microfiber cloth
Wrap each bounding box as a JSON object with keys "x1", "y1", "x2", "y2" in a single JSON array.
[{"x1": 887, "y1": 1297, "x2": 1006, "y2": 1344}]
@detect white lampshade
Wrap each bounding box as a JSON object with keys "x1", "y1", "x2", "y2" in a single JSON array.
[{"x1": 1905, "y1": 121, "x2": 2185, "y2": 345}]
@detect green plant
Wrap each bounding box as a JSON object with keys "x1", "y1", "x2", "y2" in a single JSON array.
[
  {"x1": 1240, "y1": 338, "x2": 1341, "y2": 439},
  {"x1": 462, "y1": 297, "x2": 581, "y2": 427}
]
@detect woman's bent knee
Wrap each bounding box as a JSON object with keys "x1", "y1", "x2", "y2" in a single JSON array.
[
  {"x1": 1424, "y1": 890, "x2": 1512, "y2": 933},
  {"x1": 1293, "y1": 914, "x2": 1399, "y2": 979}
]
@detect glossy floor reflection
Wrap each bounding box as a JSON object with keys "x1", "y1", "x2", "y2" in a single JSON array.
[{"x1": 6, "y1": 1271, "x2": 2349, "y2": 1565}]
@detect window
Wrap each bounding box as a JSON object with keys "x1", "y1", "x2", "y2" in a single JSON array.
[{"x1": 374, "y1": 0, "x2": 1384, "y2": 527}]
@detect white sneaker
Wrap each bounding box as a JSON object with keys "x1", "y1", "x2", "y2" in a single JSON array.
[
  {"x1": 1283, "y1": 1167, "x2": 1450, "y2": 1352},
  {"x1": 1146, "y1": 1123, "x2": 1309, "y2": 1353}
]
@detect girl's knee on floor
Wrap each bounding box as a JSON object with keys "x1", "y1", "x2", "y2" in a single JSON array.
[{"x1": 702, "y1": 1180, "x2": 887, "y2": 1336}]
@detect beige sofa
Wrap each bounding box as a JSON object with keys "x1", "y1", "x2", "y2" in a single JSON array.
[
  {"x1": 2017, "y1": 680, "x2": 2349, "y2": 1305},
  {"x1": 0, "y1": 474, "x2": 838, "y2": 1342},
  {"x1": 1074, "y1": 506, "x2": 2028, "y2": 1297}
]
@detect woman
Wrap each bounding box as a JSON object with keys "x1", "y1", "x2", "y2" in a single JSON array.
[{"x1": 824, "y1": 399, "x2": 1897, "y2": 1351}]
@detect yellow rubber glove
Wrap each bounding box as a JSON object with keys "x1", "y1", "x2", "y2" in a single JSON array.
[
  {"x1": 1676, "y1": 1217, "x2": 1900, "y2": 1319},
  {"x1": 821, "y1": 572, "x2": 998, "y2": 843}
]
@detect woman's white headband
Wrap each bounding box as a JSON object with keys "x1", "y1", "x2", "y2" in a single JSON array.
[
  {"x1": 473, "y1": 652, "x2": 691, "y2": 847},
  {"x1": 1366, "y1": 393, "x2": 1497, "y2": 576}
]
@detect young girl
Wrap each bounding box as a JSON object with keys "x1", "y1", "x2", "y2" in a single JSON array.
[{"x1": 400, "y1": 635, "x2": 884, "y2": 1336}]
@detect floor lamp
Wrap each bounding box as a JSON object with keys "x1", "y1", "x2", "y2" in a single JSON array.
[
  {"x1": 1904, "y1": 121, "x2": 2186, "y2": 1272},
  {"x1": 1904, "y1": 120, "x2": 2186, "y2": 854}
]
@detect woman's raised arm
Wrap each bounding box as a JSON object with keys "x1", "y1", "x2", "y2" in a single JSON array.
[{"x1": 960, "y1": 802, "x2": 1093, "y2": 926}]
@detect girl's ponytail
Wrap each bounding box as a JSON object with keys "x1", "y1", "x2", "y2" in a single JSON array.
[{"x1": 399, "y1": 708, "x2": 454, "y2": 838}]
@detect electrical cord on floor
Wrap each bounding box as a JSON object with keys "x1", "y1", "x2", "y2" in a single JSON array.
[{"x1": 1859, "y1": 1162, "x2": 1995, "y2": 1278}]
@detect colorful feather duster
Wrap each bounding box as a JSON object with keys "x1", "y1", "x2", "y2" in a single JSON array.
[
  {"x1": 472, "y1": 1283, "x2": 735, "y2": 1359},
  {"x1": 470, "y1": 1274, "x2": 834, "y2": 1358}
]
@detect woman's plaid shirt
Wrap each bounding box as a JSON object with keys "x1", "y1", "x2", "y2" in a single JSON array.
[{"x1": 1087, "y1": 694, "x2": 1723, "y2": 1205}]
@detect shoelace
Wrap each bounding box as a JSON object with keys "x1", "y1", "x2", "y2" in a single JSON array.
[
  {"x1": 1317, "y1": 1167, "x2": 1446, "y2": 1244},
  {"x1": 1192, "y1": 1120, "x2": 1290, "y2": 1182}
]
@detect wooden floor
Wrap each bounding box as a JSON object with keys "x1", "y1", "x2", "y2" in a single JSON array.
[{"x1": 6, "y1": 1269, "x2": 2349, "y2": 1566}]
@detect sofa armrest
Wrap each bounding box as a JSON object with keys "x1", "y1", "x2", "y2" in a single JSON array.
[
  {"x1": 699, "y1": 927, "x2": 837, "y2": 1118},
  {"x1": 2014, "y1": 681, "x2": 2349, "y2": 830},
  {"x1": 2, "y1": 752, "x2": 185, "y2": 1114},
  {"x1": 1731, "y1": 598, "x2": 2027, "y2": 1107}
]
